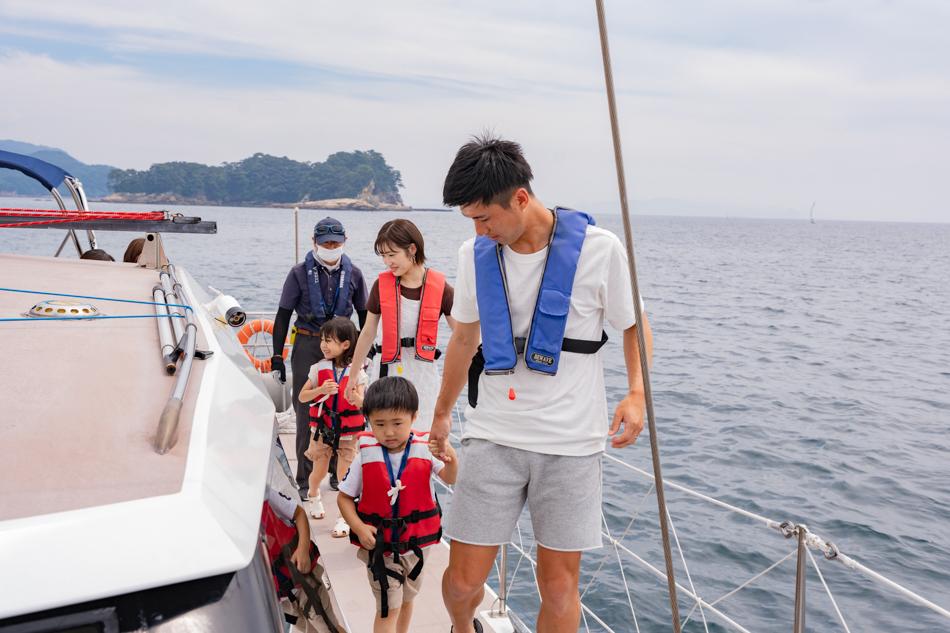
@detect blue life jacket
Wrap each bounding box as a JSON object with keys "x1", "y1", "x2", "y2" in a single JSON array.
[
  {"x1": 469, "y1": 208, "x2": 608, "y2": 405},
  {"x1": 303, "y1": 251, "x2": 354, "y2": 328}
]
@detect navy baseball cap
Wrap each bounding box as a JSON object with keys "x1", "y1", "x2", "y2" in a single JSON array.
[{"x1": 313, "y1": 217, "x2": 346, "y2": 244}]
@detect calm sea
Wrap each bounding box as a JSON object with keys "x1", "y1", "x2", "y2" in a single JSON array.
[{"x1": 2, "y1": 198, "x2": 949, "y2": 632}]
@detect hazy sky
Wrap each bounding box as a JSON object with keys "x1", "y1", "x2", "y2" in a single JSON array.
[{"x1": 1, "y1": 0, "x2": 947, "y2": 222}]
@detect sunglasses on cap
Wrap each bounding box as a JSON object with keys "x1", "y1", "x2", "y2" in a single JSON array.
[{"x1": 314, "y1": 225, "x2": 345, "y2": 236}]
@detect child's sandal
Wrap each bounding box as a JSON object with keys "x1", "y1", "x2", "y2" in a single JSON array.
[
  {"x1": 308, "y1": 497, "x2": 326, "y2": 520},
  {"x1": 331, "y1": 517, "x2": 350, "y2": 538}
]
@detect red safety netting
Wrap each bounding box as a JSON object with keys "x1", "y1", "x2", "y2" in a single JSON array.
[{"x1": 0, "y1": 207, "x2": 167, "y2": 229}]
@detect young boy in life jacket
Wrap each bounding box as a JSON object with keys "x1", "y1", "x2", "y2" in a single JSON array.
[
  {"x1": 299, "y1": 317, "x2": 368, "y2": 536},
  {"x1": 337, "y1": 376, "x2": 458, "y2": 633}
]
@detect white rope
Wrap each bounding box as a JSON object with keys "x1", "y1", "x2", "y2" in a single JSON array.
[
  {"x1": 681, "y1": 550, "x2": 795, "y2": 628},
  {"x1": 800, "y1": 533, "x2": 950, "y2": 620},
  {"x1": 605, "y1": 454, "x2": 950, "y2": 622},
  {"x1": 604, "y1": 454, "x2": 782, "y2": 530},
  {"x1": 506, "y1": 530, "x2": 618, "y2": 633},
  {"x1": 580, "y1": 483, "x2": 655, "y2": 599},
  {"x1": 666, "y1": 508, "x2": 710, "y2": 633},
  {"x1": 807, "y1": 548, "x2": 853, "y2": 633},
  {"x1": 601, "y1": 510, "x2": 642, "y2": 633},
  {"x1": 604, "y1": 532, "x2": 756, "y2": 633}
]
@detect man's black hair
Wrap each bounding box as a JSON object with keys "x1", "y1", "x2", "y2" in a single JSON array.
[
  {"x1": 442, "y1": 134, "x2": 534, "y2": 208},
  {"x1": 362, "y1": 376, "x2": 419, "y2": 417}
]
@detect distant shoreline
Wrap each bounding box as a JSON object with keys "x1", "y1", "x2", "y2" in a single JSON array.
[
  {"x1": 1, "y1": 191, "x2": 455, "y2": 213},
  {"x1": 92, "y1": 192, "x2": 429, "y2": 212}
]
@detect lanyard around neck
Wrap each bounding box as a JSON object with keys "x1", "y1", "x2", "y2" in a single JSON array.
[
  {"x1": 381, "y1": 433, "x2": 413, "y2": 488},
  {"x1": 315, "y1": 266, "x2": 345, "y2": 319}
]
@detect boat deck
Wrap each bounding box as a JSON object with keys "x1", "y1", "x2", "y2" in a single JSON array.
[
  {"x1": 278, "y1": 432, "x2": 496, "y2": 633},
  {"x1": 0, "y1": 254, "x2": 204, "y2": 521}
]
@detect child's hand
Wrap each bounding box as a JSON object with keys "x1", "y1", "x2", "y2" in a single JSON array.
[
  {"x1": 429, "y1": 436, "x2": 453, "y2": 462},
  {"x1": 443, "y1": 443, "x2": 458, "y2": 463},
  {"x1": 356, "y1": 524, "x2": 377, "y2": 550},
  {"x1": 318, "y1": 380, "x2": 339, "y2": 396},
  {"x1": 291, "y1": 544, "x2": 312, "y2": 574}
]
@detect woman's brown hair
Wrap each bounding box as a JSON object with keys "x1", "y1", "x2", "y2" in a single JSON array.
[{"x1": 373, "y1": 219, "x2": 426, "y2": 265}]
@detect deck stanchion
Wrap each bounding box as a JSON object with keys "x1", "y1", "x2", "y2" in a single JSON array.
[
  {"x1": 294, "y1": 206, "x2": 300, "y2": 264},
  {"x1": 593, "y1": 0, "x2": 681, "y2": 629},
  {"x1": 499, "y1": 544, "x2": 509, "y2": 615},
  {"x1": 794, "y1": 526, "x2": 807, "y2": 633}
]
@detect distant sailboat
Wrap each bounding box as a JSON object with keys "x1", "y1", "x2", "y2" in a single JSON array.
[{"x1": 810, "y1": 201, "x2": 816, "y2": 224}]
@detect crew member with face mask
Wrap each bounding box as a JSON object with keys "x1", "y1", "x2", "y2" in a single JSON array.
[{"x1": 272, "y1": 217, "x2": 368, "y2": 498}]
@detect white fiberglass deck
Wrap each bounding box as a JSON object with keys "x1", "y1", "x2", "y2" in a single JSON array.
[
  {"x1": 278, "y1": 432, "x2": 496, "y2": 633},
  {"x1": 0, "y1": 254, "x2": 205, "y2": 520}
]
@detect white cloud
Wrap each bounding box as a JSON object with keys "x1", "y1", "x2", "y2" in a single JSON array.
[{"x1": 0, "y1": 0, "x2": 947, "y2": 221}]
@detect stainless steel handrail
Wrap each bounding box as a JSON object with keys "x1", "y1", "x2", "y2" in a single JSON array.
[
  {"x1": 152, "y1": 284, "x2": 177, "y2": 374},
  {"x1": 154, "y1": 264, "x2": 198, "y2": 454}
]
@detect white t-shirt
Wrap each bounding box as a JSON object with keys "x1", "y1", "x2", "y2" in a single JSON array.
[
  {"x1": 452, "y1": 225, "x2": 642, "y2": 456},
  {"x1": 266, "y1": 442, "x2": 302, "y2": 523},
  {"x1": 339, "y1": 444, "x2": 445, "y2": 498}
]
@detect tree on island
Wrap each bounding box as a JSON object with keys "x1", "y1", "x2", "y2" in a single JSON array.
[{"x1": 108, "y1": 150, "x2": 404, "y2": 205}]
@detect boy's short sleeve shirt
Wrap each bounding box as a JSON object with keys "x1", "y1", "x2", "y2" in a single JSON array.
[
  {"x1": 266, "y1": 442, "x2": 302, "y2": 523},
  {"x1": 266, "y1": 485, "x2": 299, "y2": 523},
  {"x1": 451, "y1": 224, "x2": 643, "y2": 456}
]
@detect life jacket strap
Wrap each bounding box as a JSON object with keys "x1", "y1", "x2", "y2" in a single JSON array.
[
  {"x1": 370, "y1": 340, "x2": 443, "y2": 365},
  {"x1": 357, "y1": 507, "x2": 440, "y2": 529},
  {"x1": 467, "y1": 330, "x2": 608, "y2": 407}
]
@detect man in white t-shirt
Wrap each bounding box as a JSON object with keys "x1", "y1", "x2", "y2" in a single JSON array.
[{"x1": 429, "y1": 135, "x2": 652, "y2": 633}]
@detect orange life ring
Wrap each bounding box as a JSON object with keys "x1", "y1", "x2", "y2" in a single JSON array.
[{"x1": 237, "y1": 319, "x2": 287, "y2": 372}]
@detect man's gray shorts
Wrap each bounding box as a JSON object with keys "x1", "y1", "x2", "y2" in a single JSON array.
[{"x1": 443, "y1": 439, "x2": 603, "y2": 551}]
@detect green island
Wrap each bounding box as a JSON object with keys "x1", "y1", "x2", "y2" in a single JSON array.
[{"x1": 0, "y1": 141, "x2": 408, "y2": 210}]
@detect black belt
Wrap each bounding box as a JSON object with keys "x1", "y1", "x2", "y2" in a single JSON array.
[{"x1": 369, "y1": 338, "x2": 443, "y2": 377}]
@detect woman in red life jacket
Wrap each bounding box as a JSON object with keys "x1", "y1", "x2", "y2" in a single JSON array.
[
  {"x1": 299, "y1": 317, "x2": 368, "y2": 536},
  {"x1": 337, "y1": 376, "x2": 458, "y2": 633},
  {"x1": 346, "y1": 219, "x2": 456, "y2": 432}
]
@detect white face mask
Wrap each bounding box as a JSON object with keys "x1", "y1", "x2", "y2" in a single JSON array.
[{"x1": 315, "y1": 244, "x2": 344, "y2": 267}]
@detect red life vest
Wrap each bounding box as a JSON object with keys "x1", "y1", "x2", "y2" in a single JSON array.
[
  {"x1": 378, "y1": 268, "x2": 445, "y2": 365},
  {"x1": 349, "y1": 431, "x2": 442, "y2": 554},
  {"x1": 261, "y1": 501, "x2": 341, "y2": 632},
  {"x1": 307, "y1": 360, "x2": 365, "y2": 436},
  {"x1": 260, "y1": 501, "x2": 320, "y2": 598}
]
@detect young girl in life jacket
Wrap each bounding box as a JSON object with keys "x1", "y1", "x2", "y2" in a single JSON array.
[
  {"x1": 346, "y1": 219, "x2": 456, "y2": 432},
  {"x1": 299, "y1": 317, "x2": 368, "y2": 535}
]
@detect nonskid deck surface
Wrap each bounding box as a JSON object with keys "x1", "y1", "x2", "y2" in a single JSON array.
[
  {"x1": 0, "y1": 254, "x2": 204, "y2": 520},
  {"x1": 279, "y1": 433, "x2": 494, "y2": 633}
]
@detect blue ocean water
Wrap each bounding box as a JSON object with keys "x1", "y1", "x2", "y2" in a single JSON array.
[{"x1": 2, "y1": 198, "x2": 948, "y2": 631}]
